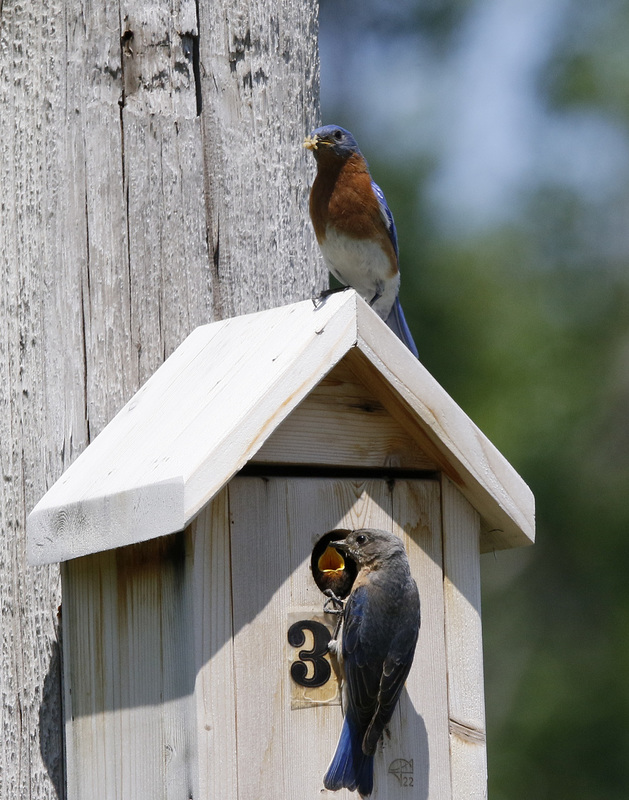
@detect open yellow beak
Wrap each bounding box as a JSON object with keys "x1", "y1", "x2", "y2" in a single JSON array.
[{"x1": 318, "y1": 544, "x2": 345, "y2": 575}]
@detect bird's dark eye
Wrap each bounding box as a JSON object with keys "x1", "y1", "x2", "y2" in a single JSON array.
[
  {"x1": 356, "y1": 534, "x2": 367, "y2": 545},
  {"x1": 334, "y1": 129, "x2": 343, "y2": 140}
]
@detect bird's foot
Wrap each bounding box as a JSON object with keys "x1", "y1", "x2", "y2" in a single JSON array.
[
  {"x1": 312, "y1": 285, "x2": 351, "y2": 309},
  {"x1": 323, "y1": 589, "x2": 345, "y2": 616},
  {"x1": 368, "y1": 280, "x2": 384, "y2": 307}
]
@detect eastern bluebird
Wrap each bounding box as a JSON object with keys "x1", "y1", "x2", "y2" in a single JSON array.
[
  {"x1": 304, "y1": 125, "x2": 419, "y2": 358},
  {"x1": 323, "y1": 528, "x2": 421, "y2": 798}
]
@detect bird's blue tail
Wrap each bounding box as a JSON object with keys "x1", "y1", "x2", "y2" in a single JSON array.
[
  {"x1": 323, "y1": 716, "x2": 374, "y2": 798},
  {"x1": 385, "y1": 296, "x2": 419, "y2": 358}
]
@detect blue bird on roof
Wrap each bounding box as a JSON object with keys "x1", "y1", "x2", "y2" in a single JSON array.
[{"x1": 304, "y1": 125, "x2": 419, "y2": 358}]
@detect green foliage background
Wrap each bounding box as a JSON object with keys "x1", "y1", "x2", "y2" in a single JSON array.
[{"x1": 319, "y1": 1, "x2": 629, "y2": 796}]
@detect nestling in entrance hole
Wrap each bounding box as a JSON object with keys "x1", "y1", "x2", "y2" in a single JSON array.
[{"x1": 311, "y1": 529, "x2": 358, "y2": 600}]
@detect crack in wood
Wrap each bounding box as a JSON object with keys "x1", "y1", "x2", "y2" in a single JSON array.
[{"x1": 449, "y1": 718, "x2": 486, "y2": 744}]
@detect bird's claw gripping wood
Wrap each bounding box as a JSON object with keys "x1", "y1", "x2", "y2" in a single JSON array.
[
  {"x1": 323, "y1": 588, "x2": 345, "y2": 616},
  {"x1": 323, "y1": 588, "x2": 345, "y2": 642}
]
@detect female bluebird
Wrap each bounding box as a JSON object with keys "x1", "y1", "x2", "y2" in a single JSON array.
[
  {"x1": 324, "y1": 528, "x2": 420, "y2": 798},
  {"x1": 304, "y1": 125, "x2": 419, "y2": 358}
]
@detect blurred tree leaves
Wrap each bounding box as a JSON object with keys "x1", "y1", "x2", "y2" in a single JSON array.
[
  {"x1": 544, "y1": 0, "x2": 629, "y2": 120},
  {"x1": 319, "y1": 0, "x2": 629, "y2": 797}
]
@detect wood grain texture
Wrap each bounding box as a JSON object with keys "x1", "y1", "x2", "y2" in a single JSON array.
[
  {"x1": 441, "y1": 477, "x2": 487, "y2": 799},
  {"x1": 1, "y1": 0, "x2": 322, "y2": 794},
  {"x1": 225, "y1": 476, "x2": 452, "y2": 800},
  {"x1": 252, "y1": 359, "x2": 438, "y2": 470},
  {"x1": 199, "y1": 0, "x2": 323, "y2": 318},
  {"x1": 190, "y1": 489, "x2": 238, "y2": 800},
  {"x1": 63, "y1": 533, "x2": 198, "y2": 800}
]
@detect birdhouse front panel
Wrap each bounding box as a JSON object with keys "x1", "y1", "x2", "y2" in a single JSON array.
[{"x1": 62, "y1": 474, "x2": 485, "y2": 800}]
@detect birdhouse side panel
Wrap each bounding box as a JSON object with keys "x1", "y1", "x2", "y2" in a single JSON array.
[
  {"x1": 441, "y1": 477, "x2": 487, "y2": 799},
  {"x1": 62, "y1": 532, "x2": 199, "y2": 800}
]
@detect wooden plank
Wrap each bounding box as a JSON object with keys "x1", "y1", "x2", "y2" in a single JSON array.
[
  {"x1": 190, "y1": 489, "x2": 238, "y2": 800},
  {"x1": 253, "y1": 360, "x2": 437, "y2": 470},
  {"x1": 63, "y1": 534, "x2": 198, "y2": 800},
  {"x1": 28, "y1": 477, "x2": 185, "y2": 565},
  {"x1": 227, "y1": 476, "x2": 342, "y2": 800},
  {"x1": 441, "y1": 477, "x2": 487, "y2": 800},
  {"x1": 63, "y1": 551, "x2": 121, "y2": 800},
  {"x1": 389, "y1": 480, "x2": 452, "y2": 800},
  {"x1": 226, "y1": 476, "x2": 451, "y2": 800}
]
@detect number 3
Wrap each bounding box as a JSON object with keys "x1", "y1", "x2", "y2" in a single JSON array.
[{"x1": 287, "y1": 620, "x2": 332, "y2": 688}]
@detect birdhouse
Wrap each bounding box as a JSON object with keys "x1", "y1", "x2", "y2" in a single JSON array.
[{"x1": 28, "y1": 290, "x2": 534, "y2": 800}]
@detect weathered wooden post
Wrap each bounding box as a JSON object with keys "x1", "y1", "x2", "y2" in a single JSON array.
[
  {"x1": 1, "y1": 0, "x2": 322, "y2": 796},
  {"x1": 28, "y1": 291, "x2": 534, "y2": 799}
]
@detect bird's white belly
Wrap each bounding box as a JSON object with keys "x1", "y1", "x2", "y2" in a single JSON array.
[{"x1": 320, "y1": 228, "x2": 399, "y2": 320}]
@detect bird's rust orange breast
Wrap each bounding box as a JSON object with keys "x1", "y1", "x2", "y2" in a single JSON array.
[{"x1": 309, "y1": 153, "x2": 389, "y2": 245}]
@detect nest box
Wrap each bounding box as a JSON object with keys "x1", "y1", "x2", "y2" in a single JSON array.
[{"x1": 28, "y1": 290, "x2": 534, "y2": 800}]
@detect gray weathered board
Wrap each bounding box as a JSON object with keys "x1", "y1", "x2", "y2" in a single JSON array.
[{"x1": 1, "y1": 0, "x2": 322, "y2": 796}]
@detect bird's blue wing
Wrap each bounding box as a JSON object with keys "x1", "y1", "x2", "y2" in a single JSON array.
[
  {"x1": 372, "y1": 181, "x2": 419, "y2": 358},
  {"x1": 371, "y1": 180, "x2": 399, "y2": 260},
  {"x1": 362, "y1": 649, "x2": 415, "y2": 755},
  {"x1": 341, "y1": 586, "x2": 365, "y2": 659},
  {"x1": 324, "y1": 587, "x2": 377, "y2": 797},
  {"x1": 342, "y1": 587, "x2": 382, "y2": 730},
  {"x1": 362, "y1": 582, "x2": 420, "y2": 755},
  {"x1": 385, "y1": 296, "x2": 419, "y2": 358}
]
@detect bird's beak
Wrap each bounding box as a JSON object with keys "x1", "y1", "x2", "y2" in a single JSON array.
[
  {"x1": 330, "y1": 539, "x2": 348, "y2": 552},
  {"x1": 303, "y1": 133, "x2": 319, "y2": 151},
  {"x1": 318, "y1": 544, "x2": 345, "y2": 574}
]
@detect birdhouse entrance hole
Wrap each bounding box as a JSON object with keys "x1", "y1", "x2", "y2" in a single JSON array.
[{"x1": 310, "y1": 528, "x2": 358, "y2": 599}]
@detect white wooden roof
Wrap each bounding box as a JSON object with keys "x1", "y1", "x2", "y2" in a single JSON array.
[{"x1": 27, "y1": 290, "x2": 534, "y2": 565}]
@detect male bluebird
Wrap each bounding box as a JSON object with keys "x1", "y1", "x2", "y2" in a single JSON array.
[
  {"x1": 304, "y1": 125, "x2": 419, "y2": 358},
  {"x1": 323, "y1": 528, "x2": 420, "y2": 797}
]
